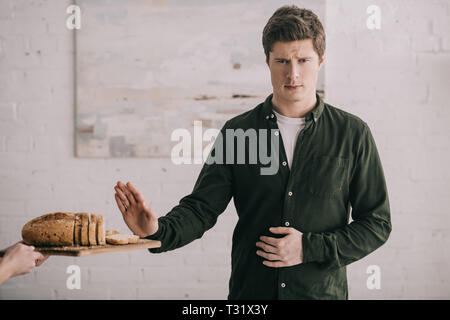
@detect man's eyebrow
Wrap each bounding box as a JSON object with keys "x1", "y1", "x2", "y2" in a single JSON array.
[{"x1": 274, "y1": 56, "x2": 313, "y2": 60}]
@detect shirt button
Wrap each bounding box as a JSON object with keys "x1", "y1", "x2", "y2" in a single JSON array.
[
  {"x1": 265, "y1": 115, "x2": 269, "y2": 120},
  {"x1": 274, "y1": 131, "x2": 279, "y2": 136},
  {"x1": 270, "y1": 114, "x2": 274, "y2": 118},
  {"x1": 282, "y1": 161, "x2": 287, "y2": 166},
  {"x1": 288, "y1": 191, "x2": 293, "y2": 196},
  {"x1": 285, "y1": 221, "x2": 290, "y2": 227},
  {"x1": 281, "y1": 283, "x2": 286, "y2": 288}
]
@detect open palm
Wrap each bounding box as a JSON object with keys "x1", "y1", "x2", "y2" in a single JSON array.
[{"x1": 114, "y1": 181, "x2": 159, "y2": 238}]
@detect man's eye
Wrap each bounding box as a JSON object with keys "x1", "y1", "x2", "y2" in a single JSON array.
[
  {"x1": 278, "y1": 60, "x2": 287, "y2": 64},
  {"x1": 299, "y1": 59, "x2": 307, "y2": 63}
]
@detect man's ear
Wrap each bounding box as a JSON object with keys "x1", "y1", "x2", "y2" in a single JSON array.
[
  {"x1": 266, "y1": 51, "x2": 272, "y2": 67},
  {"x1": 318, "y1": 55, "x2": 325, "y2": 69}
]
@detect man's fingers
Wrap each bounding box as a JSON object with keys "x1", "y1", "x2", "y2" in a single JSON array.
[
  {"x1": 269, "y1": 227, "x2": 291, "y2": 235},
  {"x1": 115, "y1": 186, "x2": 129, "y2": 206},
  {"x1": 115, "y1": 194, "x2": 127, "y2": 214},
  {"x1": 256, "y1": 241, "x2": 278, "y2": 254},
  {"x1": 126, "y1": 182, "x2": 145, "y2": 203},
  {"x1": 117, "y1": 181, "x2": 136, "y2": 205},
  {"x1": 259, "y1": 236, "x2": 280, "y2": 247},
  {"x1": 262, "y1": 260, "x2": 286, "y2": 268},
  {"x1": 122, "y1": 182, "x2": 137, "y2": 206},
  {"x1": 256, "y1": 250, "x2": 280, "y2": 261}
]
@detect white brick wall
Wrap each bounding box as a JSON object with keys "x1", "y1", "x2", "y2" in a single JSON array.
[
  {"x1": 1, "y1": 0, "x2": 449, "y2": 299},
  {"x1": 326, "y1": 0, "x2": 450, "y2": 299}
]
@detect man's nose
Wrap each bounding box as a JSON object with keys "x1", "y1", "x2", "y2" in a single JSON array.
[{"x1": 287, "y1": 63, "x2": 300, "y2": 80}]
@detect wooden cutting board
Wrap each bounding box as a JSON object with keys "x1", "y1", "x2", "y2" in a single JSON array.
[{"x1": 0, "y1": 239, "x2": 161, "y2": 257}]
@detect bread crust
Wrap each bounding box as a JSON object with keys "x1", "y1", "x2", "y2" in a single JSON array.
[
  {"x1": 96, "y1": 214, "x2": 105, "y2": 245},
  {"x1": 88, "y1": 214, "x2": 97, "y2": 246},
  {"x1": 74, "y1": 214, "x2": 82, "y2": 245},
  {"x1": 80, "y1": 213, "x2": 89, "y2": 246}
]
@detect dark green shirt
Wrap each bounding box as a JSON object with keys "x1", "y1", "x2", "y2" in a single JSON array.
[{"x1": 146, "y1": 93, "x2": 392, "y2": 300}]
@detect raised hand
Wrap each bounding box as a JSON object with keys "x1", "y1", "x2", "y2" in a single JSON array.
[{"x1": 114, "y1": 181, "x2": 159, "y2": 238}]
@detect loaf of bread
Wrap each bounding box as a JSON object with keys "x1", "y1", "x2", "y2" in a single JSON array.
[
  {"x1": 21, "y1": 212, "x2": 75, "y2": 246},
  {"x1": 22, "y1": 212, "x2": 106, "y2": 247}
]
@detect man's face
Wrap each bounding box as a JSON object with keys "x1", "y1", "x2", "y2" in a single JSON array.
[{"x1": 267, "y1": 39, "x2": 324, "y2": 105}]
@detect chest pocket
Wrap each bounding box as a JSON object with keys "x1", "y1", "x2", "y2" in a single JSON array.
[{"x1": 307, "y1": 155, "x2": 349, "y2": 198}]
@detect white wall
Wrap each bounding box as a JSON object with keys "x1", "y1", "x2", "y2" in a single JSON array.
[
  {"x1": 326, "y1": 0, "x2": 450, "y2": 299},
  {"x1": 1, "y1": 0, "x2": 449, "y2": 299}
]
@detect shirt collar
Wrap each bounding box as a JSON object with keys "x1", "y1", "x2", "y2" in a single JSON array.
[{"x1": 262, "y1": 92, "x2": 325, "y2": 124}]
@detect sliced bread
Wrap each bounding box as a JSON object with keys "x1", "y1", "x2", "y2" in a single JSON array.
[
  {"x1": 106, "y1": 234, "x2": 129, "y2": 245},
  {"x1": 88, "y1": 213, "x2": 97, "y2": 246},
  {"x1": 127, "y1": 235, "x2": 139, "y2": 244},
  {"x1": 96, "y1": 214, "x2": 105, "y2": 245},
  {"x1": 80, "y1": 212, "x2": 89, "y2": 246},
  {"x1": 74, "y1": 213, "x2": 82, "y2": 245}
]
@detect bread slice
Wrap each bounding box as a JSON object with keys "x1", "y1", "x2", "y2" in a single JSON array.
[
  {"x1": 106, "y1": 230, "x2": 120, "y2": 236},
  {"x1": 88, "y1": 214, "x2": 97, "y2": 246},
  {"x1": 22, "y1": 212, "x2": 75, "y2": 246},
  {"x1": 127, "y1": 235, "x2": 139, "y2": 244},
  {"x1": 96, "y1": 214, "x2": 105, "y2": 245},
  {"x1": 106, "y1": 234, "x2": 129, "y2": 245},
  {"x1": 80, "y1": 213, "x2": 89, "y2": 246},
  {"x1": 74, "y1": 213, "x2": 82, "y2": 245},
  {"x1": 105, "y1": 234, "x2": 139, "y2": 245}
]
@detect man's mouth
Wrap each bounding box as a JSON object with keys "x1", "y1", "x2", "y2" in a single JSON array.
[{"x1": 285, "y1": 85, "x2": 303, "y2": 90}]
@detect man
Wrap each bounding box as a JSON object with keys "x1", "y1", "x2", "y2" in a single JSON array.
[{"x1": 114, "y1": 5, "x2": 391, "y2": 299}]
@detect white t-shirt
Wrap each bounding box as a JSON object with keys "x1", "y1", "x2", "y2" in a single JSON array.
[{"x1": 273, "y1": 109, "x2": 306, "y2": 170}]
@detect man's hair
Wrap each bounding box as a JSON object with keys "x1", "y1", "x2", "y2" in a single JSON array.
[{"x1": 262, "y1": 5, "x2": 326, "y2": 63}]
